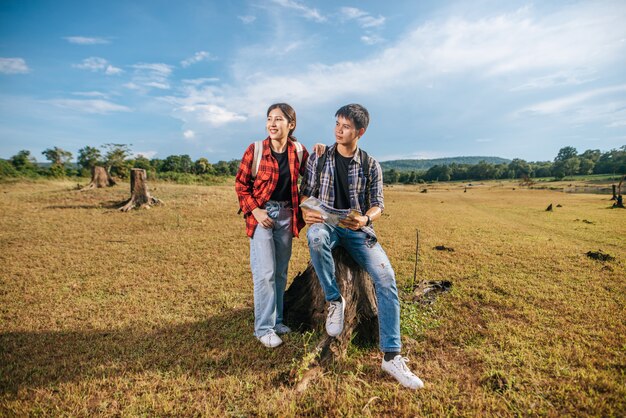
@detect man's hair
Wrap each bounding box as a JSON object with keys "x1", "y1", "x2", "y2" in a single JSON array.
[{"x1": 335, "y1": 104, "x2": 369, "y2": 131}]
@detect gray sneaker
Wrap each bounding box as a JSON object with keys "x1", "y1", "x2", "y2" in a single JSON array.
[
  {"x1": 257, "y1": 330, "x2": 283, "y2": 348},
  {"x1": 382, "y1": 355, "x2": 425, "y2": 389},
  {"x1": 274, "y1": 323, "x2": 292, "y2": 335},
  {"x1": 325, "y1": 296, "x2": 345, "y2": 337}
]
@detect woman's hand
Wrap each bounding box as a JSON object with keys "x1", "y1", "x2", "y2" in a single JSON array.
[
  {"x1": 313, "y1": 143, "x2": 326, "y2": 157},
  {"x1": 252, "y1": 207, "x2": 274, "y2": 229}
]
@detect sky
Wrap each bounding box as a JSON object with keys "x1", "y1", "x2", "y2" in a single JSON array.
[{"x1": 1, "y1": 0, "x2": 625, "y2": 164}]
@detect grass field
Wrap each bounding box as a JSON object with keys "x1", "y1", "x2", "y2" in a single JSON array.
[{"x1": 1, "y1": 179, "x2": 624, "y2": 416}]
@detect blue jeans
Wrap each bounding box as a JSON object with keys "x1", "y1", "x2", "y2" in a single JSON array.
[
  {"x1": 250, "y1": 202, "x2": 293, "y2": 337},
  {"x1": 307, "y1": 223, "x2": 401, "y2": 352}
]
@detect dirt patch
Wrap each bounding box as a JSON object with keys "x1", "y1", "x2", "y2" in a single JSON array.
[{"x1": 586, "y1": 250, "x2": 615, "y2": 262}]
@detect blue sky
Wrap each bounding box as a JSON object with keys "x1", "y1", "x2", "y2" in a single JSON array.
[{"x1": 1, "y1": 0, "x2": 625, "y2": 163}]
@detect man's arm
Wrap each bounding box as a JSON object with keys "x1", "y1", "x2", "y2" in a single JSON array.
[
  {"x1": 299, "y1": 151, "x2": 325, "y2": 224},
  {"x1": 340, "y1": 158, "x2": 384, "y2": 231}
]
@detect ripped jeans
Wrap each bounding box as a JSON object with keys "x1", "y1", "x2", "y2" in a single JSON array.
[
  {"x1": 250, "y1": 202, "x2": 293, "y2": 338},
  {"x1": 306, "y1": 223, "x2": 401, "y2": 352}
]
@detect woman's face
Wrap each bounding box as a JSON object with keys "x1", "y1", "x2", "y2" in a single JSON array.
[{"x1": 266, "y1": 108, "x2": 294, "y2": 141}]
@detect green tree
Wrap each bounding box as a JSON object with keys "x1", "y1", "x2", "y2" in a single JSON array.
[
  {"x1": 383, "y1": 169, "x2": 398, "y2": 184},
  {"x1": 77, "y1": 146, "x2": 102, "y2": 172},
  {"x1": 578, "y1": 158, "x2": 595, "y2": 175},
  {"x1": 508, "y1": 158, "x2": 532, "y2": 179},
  {"x1": 42, "y1": 147, "x2": 72, "y2": 177},
  {"x1": 193, "y1": 158, "x2": 213, "y2": 175},
  {"x1": 10, "y1": 150, "x2": 37, "y2": 171},
  {"x1": 42, "y1": 147, "x2": 72, "y2": 166},
  {"x1": 133, "y1": 155, "x2": 152, "y2": 170},
  {"x1": 553, "y1": 157, "x2": 580, "y2": 178},
  {"x1": 214, "y1": 160, "x2": 230, "y2": 176},
  {"x1": 555, "y1": 146, "x2": 578, "y2": 162},
  {"x1": 228, "y1": 159, "x2": 240, "y2": 176},
  {"x1": 162, "y1": 155, "x2": 182, "y2": 172},
  {"x1": 0, "y1": 159, "x2": 19, "y2": 177},
  {"x1": 103, "y1": 143, "x2": 131, "y2": 178},
  {"x1": 425, "y1": 165, "x2": 451, "y2": 181}
]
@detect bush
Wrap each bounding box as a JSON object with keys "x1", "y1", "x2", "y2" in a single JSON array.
[{"x1": 0, "y1": 160, "x2": 19, "y2": 178}]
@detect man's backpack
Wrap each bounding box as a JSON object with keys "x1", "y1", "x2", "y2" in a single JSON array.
[
  {"x1": 251, "y1": 140, "x2": 304, "y2": 178},
  {"x1": 314, "y1": 148, "x2": 371, "y2": 209}
]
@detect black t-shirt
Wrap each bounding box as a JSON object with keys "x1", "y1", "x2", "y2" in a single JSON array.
[
  {"x1": 270, "y1": 149, "x2": 292, "y2": 202},
  {"x1": 333, "y1": 152, "x2": 352, "y2": 209}
]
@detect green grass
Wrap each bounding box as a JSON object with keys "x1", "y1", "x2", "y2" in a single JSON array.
[{"x1": 1, "y1": 179, "x2": 624, "y2": 416}]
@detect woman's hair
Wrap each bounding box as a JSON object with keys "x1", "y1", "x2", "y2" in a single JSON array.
[{"x1": 267, "y1": 103, "x2": 297, "y2": 139}]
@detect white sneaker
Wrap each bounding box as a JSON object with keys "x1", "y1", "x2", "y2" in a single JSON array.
[
  {"x1": 274, "y1": 323, "x2": 292, "y2": 334},
  {"x1": 257, "y1": 330, "x2": 283, "y2": 348},
  {"x1": 382, "y1": 355, "x2": 425, "y2": 389},
  {"x1": 325, "y1": 296, "x2": 345, "y2": 337}
]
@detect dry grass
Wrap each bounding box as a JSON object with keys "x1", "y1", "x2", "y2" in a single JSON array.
[{"x1": 1, "y1": 179, "x2": 624, "y2": 416}]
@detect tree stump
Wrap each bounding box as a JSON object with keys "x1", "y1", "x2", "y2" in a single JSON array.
[
  {"x1": 118, "y1": 168, "x2": 162, "y2": 211},
  {"x1": 284, "y1": 247, "x2": 378, "y2": 391},
  {"x1": 81, "y1": 166, "x2": 116, "y2": 191}
]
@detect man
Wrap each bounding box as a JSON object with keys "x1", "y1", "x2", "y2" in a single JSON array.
[{"x1": 300, "y1": 103, "x2": 424, "y2": 389}]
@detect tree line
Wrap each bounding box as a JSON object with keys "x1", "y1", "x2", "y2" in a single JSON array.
[
  {"x1": 0, "y1": 144, "x2": 240, "y2": 184},
  {"x1": 383, "y1": 146, "x2": 626, "y2": 184},
  {"x1": 1, "y1": 144, "x2": 624, "y2": 183}
]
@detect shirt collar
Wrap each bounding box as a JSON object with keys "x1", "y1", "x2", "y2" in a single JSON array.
[
  {"x1": 262, "y1": 136, "x2": 294, "y2": 157},
  {"x1": 329, "y1": 143, "x2": 362, "y2": 165}
]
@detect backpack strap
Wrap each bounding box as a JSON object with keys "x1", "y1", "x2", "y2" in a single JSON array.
[
  {"x1": 251, "y1": 140, "x2": 263, "y2": 178},
  {"x1": 314, "y1": 149, "x2": 327, "y2": 199},
  {"x1": 360, "y1": 149, "x2": 371, "y2": 210},
  {"x1": 293, "y1": 141, "x2": 304, "y2": 167}
]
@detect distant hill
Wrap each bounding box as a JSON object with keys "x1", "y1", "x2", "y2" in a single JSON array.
[{"x1": 380, "y1": 156, "x2": 511, "y2": 172}]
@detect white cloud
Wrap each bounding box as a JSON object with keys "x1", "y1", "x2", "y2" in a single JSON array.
[
  {"x1": 238, "y1": 15, "x2": 256, "y2": 24},
  {"x1": 73, "y1": 57, "x2": 123, "y2": 75},
  {"x1": 182, "y1": 78, "x2": 220, "y2": 85},
  {"x1": 167, "y1": 2, "x2": 626, "y2": 131},
  {"x1": 181, "y1": 51, "x2": 216, "y2": 68},
  {"x1": 64, "y1": 36, "x2": 109, "y2": 45},
  {"x1": 183, "y1": 129, "x2": 195, "y2": 139},
  {"x1": 133, "y1": 150, "x2": 158, "y2": 159},
  {"x1": 340, "y1": 7, "x2": 385, "y2": 28},
  {"x1": 129, "y1": 63, "x2": 173, "y2": 91},
  {"x1": 271, "y1": 0, "x2": 325, "y2": 22},
  {"x1": 50, "y1": 99, "x2": 131, "y2": 114},
  {"x1": 361, "y1": 35, "x2": 384, "y2": 45},
  {"x1": 511, "y1": 70, "x2": 596, "y2": 91},
  {"x1": 179, "y1": 104, "x2": 246, "y2": 126},
  {"x1": 521, "y1": 85, "x2": 626, "y2": 115},
  {"x1": 72, "y1": 91, "x2": 109, "y2": 98},
  {"x1": 0, "y1": 58, "x2": 30, "y2": 74}
]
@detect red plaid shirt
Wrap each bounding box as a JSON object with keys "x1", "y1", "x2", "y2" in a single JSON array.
[{"x1": 235, "y1": 137, "x2": 309, "y2": 238}]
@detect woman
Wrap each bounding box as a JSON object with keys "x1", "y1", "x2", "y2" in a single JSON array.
[{"x1": 235, "y1": 103, "x2": 309, "y2": 348}]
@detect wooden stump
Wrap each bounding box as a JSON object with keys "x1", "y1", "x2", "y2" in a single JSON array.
[
  {"x1": 284, "y1": 247, "x2": 378, "y2": 391},
  {"x1": 118, "y1": 168, "x2": 162, "y2": 211},
  {"x1": 81, "y1": 166, "x2": 116, "y2": 191}
]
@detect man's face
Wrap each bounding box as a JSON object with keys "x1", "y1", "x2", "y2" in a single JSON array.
[{"x1": 335, "y1": 116, "x2": 363, "y2": 148}]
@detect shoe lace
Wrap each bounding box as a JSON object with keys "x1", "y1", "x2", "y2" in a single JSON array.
[
  {"x1": 327, "y1": 302, "x2": 339, "y2": 322},
  {"x1": 395, "y1": 357, "x2": 414, "y2": 376}
]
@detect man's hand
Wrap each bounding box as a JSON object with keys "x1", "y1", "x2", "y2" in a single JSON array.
[
  {"x1": 252, "y1": 207, "x2": 274, "y2": 229},
  {"x1": 302, "y1": 207, "x2": 325, "y2": 225},
  {"x1": 312, "y1": 143, "x2": 326, "y2": 157},
  {"x1": 339, "y1": 214, "x2": 368, "y2": 230}
]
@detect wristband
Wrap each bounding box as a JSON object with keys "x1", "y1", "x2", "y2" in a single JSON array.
[{"x1": 365, "y1": 215, "x2": 372, "y2": 227}]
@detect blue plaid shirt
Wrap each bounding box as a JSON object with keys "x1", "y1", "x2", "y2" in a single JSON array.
[{"x1": 300, "y1": 144, "x2": 384, "y2": 239}]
